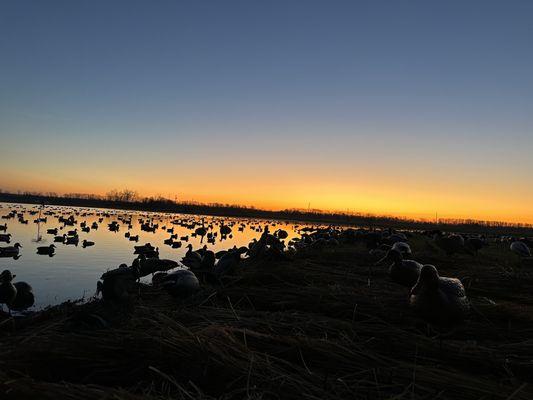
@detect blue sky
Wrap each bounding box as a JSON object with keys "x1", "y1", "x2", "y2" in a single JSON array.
[{"x1": 1, "y1": 1, "x2": 532, "y2": 221}]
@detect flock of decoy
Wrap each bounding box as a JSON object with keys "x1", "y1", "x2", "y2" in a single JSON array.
[{"x1": 1, "y1": 204, "x2": 533, "y2": 330}]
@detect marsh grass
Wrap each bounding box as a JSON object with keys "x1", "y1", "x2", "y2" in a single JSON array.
[{"x1": 1, "y1": 235, "x2": 533, "y2": 399}]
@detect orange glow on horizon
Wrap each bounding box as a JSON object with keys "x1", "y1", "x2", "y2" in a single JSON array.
[{"x1": 3, "y1": 171, "x2": 533, "y2": 225}]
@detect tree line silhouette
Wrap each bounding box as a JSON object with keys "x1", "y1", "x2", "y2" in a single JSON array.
[{"x1": 1, "y1": 188, "x2": 532, "y2": 236}]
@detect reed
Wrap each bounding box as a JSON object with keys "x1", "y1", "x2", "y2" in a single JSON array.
[{"x1": 1, "y1": 236, "x2": 532, "y2": 399}]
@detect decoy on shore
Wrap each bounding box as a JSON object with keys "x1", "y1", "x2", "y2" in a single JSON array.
[
  {"x1": 409, "y1": 264, "x2": 470, "y2": 327},
  {"x1": 433, "y1": 233, "x2": 467, "y2": 256},
  {"x1": 97, "y1": 264, "x2": 138, "y2": 302},
  {"x1": 160, "y1": 270, "x2": 200, "y2": 298},
  {"x1": 510, "y1": 241, "x2": 531, "y2": 258},
  {"x1": 0, "y1": 270, "x2": 35, "y2": 312},
  {"x1": 376, "y1": 249, "x2": 422, "y2": 287}
]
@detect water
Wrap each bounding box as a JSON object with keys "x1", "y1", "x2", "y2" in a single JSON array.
[{"x1": 0, "y1": 202, "x2": 311, "y2": 309}]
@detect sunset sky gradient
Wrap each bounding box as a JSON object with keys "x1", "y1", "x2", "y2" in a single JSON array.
[{"x1": 1, "y1": 1, "x2": 533, "y2": 222}]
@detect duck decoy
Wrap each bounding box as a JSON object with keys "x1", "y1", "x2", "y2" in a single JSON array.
[
  {"x1": 409, "y1": 264, "x2": 470, "y2": 327},
  {"x1": 54, "y1": 235, "x2": 65, "y2": 243},
  {"x1": 0, "y1": 243, "x2": 22, "y2": 257},
  {"x1": 0, "y1": 234, "x2": 12, "y2": 243},
  {"x1": 82, "y1": 240, "x2": 95, "y2": 248},
  {"x1": 37, "y1": 244, "x2": 56, "y2": 256},
  {"x1": 65, "y1": 235, "x2": 79, "y2": 245}
]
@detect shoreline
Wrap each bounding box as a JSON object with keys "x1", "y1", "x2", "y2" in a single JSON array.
[
  {"x1": 1, "y1": 237, "x2": 532, "y2": 399},
  {"x1": 2, "y1": 192, "x2": 533, "y2": 236}
]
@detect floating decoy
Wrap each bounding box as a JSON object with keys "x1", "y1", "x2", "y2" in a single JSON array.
[
  {"x1": 0, "y1": 234, "x2": 11, "y2": 243},
  {"x1": 220, "y1": 223, "x2": 232, "y2": 236},
  {"x1": 409, "y1": 264, "x2": 470, "y2": 326},
  {"x1": 65, "y1": 235, "x2": 79, "y2": 245},
  {"x1": 37, "y1": 244, "x2": 56, "y2": 256},
  {"x1": 47, "y1": 228, "x2": 58, "y2": 235},
  {"x1": 195, "y1": 220, "x2": 207, "y2": 237},
  {"x1": 82, "y1": 240, "x2": 95, "y2": 248},
  {"x1": 0, "y1": 243, "x2": 22, "y2": 257}
]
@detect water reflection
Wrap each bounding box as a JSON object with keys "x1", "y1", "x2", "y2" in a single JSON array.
[{"x1": 0, "y1": 202, "x2": 315, "y2": 309}]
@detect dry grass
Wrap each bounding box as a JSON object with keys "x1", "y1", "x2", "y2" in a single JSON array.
[{"x1": 1, "y1": 235, "x2": 533, "y2": 399}]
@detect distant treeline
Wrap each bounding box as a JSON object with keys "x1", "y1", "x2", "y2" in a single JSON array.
[{"x1": 1, "y1": 189, "x2": 533, "y2": 236}]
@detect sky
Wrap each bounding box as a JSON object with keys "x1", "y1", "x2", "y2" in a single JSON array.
[{"x1": 1, "y1": 1, "x2": 532, "y2": 223}]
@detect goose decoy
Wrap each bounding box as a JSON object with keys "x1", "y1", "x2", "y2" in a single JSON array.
[
  {"x1": 465, "y1": 237, "x2": 487, "y2": 255},
  {"x1": 433, "y1": 233, "x2": 466, "y2": 256},
  {"x1": 510, "y1": 241, "x2": 531, "y2": 258},
  {"x1": 195, "y1": 220, "x2": 207, "y2": 237},
  {"x1": 220, "y1": 223, "x2": 232, "y2": 236},
  {"x1": 132, "y1": 255, "x2": 178, "y2": 277},
  {"x1": 213, "y1": 250, "x2": 241, "y2": 276},
  {"x1": 82, "y1": 240, "x2": 95, "y2": 248},
  {"x1": 409, "y1": 264, "x2": 470, "y2": 327},
  {"x1": 376, "y1": 249, "x2": 422, "y2": 287},
  {"x1": 134, "y1": 243, "x2": 154, "y2": 254},
  {"x1": 0, "y1": 243, "x2": 22, "y2": 257},
  {"x1": 0, "y1": 270, "x2": 17, "y2": 311},
  {"x1": 47, "y1": 228, "x2": 58, "y2": 235},
  {"x1": 161, "y1": 270, "x2": 200, "y2": 298},
  {"x1": 391, "y1": 241, "x2": 412, "y2": 257},
  {"x1": 275, "y1": 229, "x2": 289, "y2": 239},
  {"x1": 0, "y1": 270, "x2": 35, "y2": 311},
  {"x1": 97, "y1": 264, "x2": 138, "y2": 302},
  {"x1": 37, "y1": 244, "x2": 56, "y2": 256},
  {"x1": 200, "y1": 250, "x2": 216, "y2": 270},
  {"x1": 0, "y1": 234, "x2": 12, "y2": 243}
]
